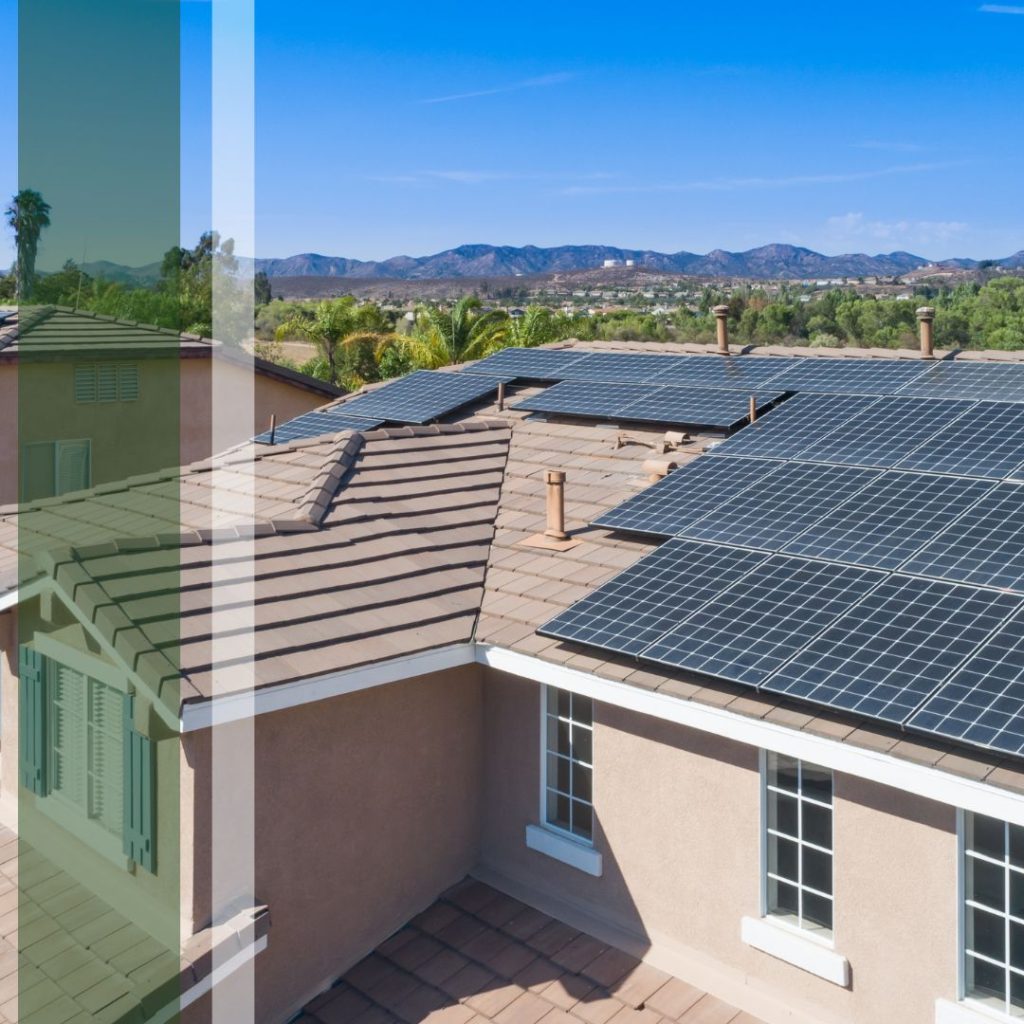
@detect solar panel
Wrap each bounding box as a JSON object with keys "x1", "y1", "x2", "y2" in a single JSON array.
[
  {"x1": 679, "y1": 462, "x2": 881, "y2": 551},
  {"x1": 460, "y1": 347, "x2": 590, "y2": 380},
  {"x1": 642, "y1": 556, "x2": 886, "y2": 687},
  {"x1": 792, "y1": 396, "x2": 974, "y2": 468},
  {"x1": 514, "y1": 380, "x2": 785, "y2": 430},
  {"x1": 254, "y1": 408, "x2": 384, "y2": 444},
  {"x1": 897, "y1": 361, "x2": 1024, "y2": 403},
  {"x1": 537, "y1": 539, "x2": 769, "y2": 656},
  {"x1": 761, "y1": 575, "x2": 1022, "y2": 723},
  {"x1": 782, "y1": 471, "x2": 996, "y2": 570},
  {"x1": 901, "y1": 483, "x2": 1024, "y2": 592},
  {"x1": 895, "y1": 401, "x2": 1024, "y2": 479},
  {"x1": 709, "y1": 393, "x2": 881, "y2": 461},
  {"x1": 907, "y1": 610, "x2": 1024, "y2": 755},
  {"x1": 645, "y1": 355, "x2": 791, "y2": 390},
  {"x1": 762, "y1": 359, "x2": 929, "y2": 396},
  {"x1": 593, "y1": 455, "x2": 786, "y2": 537},
  {"x1": 559, "y1": 352, "x2": 686, "y2": 383},
  {"x1": 337, "y1": 370, "x2": 510, "y2": 424}
]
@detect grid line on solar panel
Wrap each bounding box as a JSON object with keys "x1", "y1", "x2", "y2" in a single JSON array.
[
  {"x1": 643, "y1": 355, "x2": 792, "y2": 390},
  {"x1": 781, "y1": 471, "x2": 997, "y2": 571},
  {"x1": 761, "y1": 575, "x2": 1024, "y2": 723},
  {"x1": 760, "y1": 359, "x2": 931, "y2": 396},
  {"x1": 896, "y1": 362, "x2": 1024, "y2": 403},
  {"x1": 906, "y1": 610, "x2": 1024, "y2": 755},
  {"x1": 709, "y1": 393, "x2": 882, "y2": 461},
  {"x1": 901, "y1": 483, "x2": 1024, "y2": 592},
  {"x1": 641, "y1": 555, "x2": 887, "y2": 687},
  {"x1": 556, "y1": 352, "x2": 686, "y2": 383},
  {"x1": 337, "y1": 370, "x2": 508, "y2": 423},
  {"x1": 679, "y1": 462, "x2": 882, "y2": 551},
  {"x1": 459, "y1": 347, "x2": 591, "y2": 380},
  {"x1": 593, "y1": 456, "x2": 786, "y2": 537},
  {"x1": 789, "y1": 396, "x2": 976, "y2": 468},
  {"x1": 254, "y1": 409, "x2": 384, "y2": 444},
  {"x1": 537, "y1": 539, "x2": 769, "y2": 656}
]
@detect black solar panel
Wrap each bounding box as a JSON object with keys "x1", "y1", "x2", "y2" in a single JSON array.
[
  {"x1": 782, "y1": 471, "x2": 996, "y2": 570},
  {"x1": 793, "y1": 396, "x2": 974, "y2": 468},
  {"x1": 460, "y1": 347, "x2": 590, "y2": 380},
  {"x1": 560, "y1": 352, "x2": 686, "y2": 383},
  {"x1": 761, "y1": 576, "x2": 1022, "y2": 723},
  {"x1": 594, "y1": 456, "x2": 785, "y2": 537},
  {"x1": 254, "y1": 408, "x2": 384, "y2": 444},
  {"x1": 901, "y1": 483, "x2": 1024, "y2": 592},
  {"x1": 642, "y1": 556, "x2": 886, "y2": 687},
  {"x1": 763, "y1": 359, "x2": 929, "y2": 396},
  {"x1": 897, "y1": 361, "x2": 1024, "y2": 403},
  {"x1": 337, "y1": 370, "x2": 510, "y2": 424},
  {"x1": 514, "y1": 380, "x2": 786, "y2": 430},
  {"x1": 907, "y1": 611, "x2": 1024, "y2": 755},
  {"x1": 895, "y1": 401, "x2": 1024, "y2": 479},
  {"x1": 645, "y1": 355, "x2": 791, "y2": 390},
  {"x1": 680, "y1": 462, "x2": 881, "y2": 551},
  {"x1": 709, "y1": 393, "x2": 881, "y2": 461},
  {"x1": 537, "y1": 539, "x2": 769, "y2": 657}
]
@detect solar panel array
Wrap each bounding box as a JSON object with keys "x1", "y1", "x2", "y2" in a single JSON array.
[{"x1": 254, "y1": 408, "x2": 384, "y2": 444}]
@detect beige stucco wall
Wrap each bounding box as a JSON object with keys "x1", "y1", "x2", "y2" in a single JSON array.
[
  {"x1": 184, "y1": 665, "x2": 484, "y2": 1024},
  {"x1": 477, "y1": 668, "x2": 958, "y2": 1024}
]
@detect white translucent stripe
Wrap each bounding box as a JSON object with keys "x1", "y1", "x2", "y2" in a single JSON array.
[{"x1": 211, "y1": 0, "x2": 256, "y2": 1022}]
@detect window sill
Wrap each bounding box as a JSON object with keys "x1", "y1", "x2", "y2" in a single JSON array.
[
  {"x1": 741, "y1": 916, "x2": 850, "y2": 987},
  {"x1": 936, "y1": 998, "x2": 1016, "y2": 1024},
  {"x1": 525, "y1": 824, "x2": 603, "y2": 877}
]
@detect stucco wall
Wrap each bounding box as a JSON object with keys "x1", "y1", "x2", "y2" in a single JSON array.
[
  {"x1": 477, "y1": 668, "x2": 958, "y2": 1024},
  {"x1": 185, "y1": 665, "x2": 484, "y2": 1024}
]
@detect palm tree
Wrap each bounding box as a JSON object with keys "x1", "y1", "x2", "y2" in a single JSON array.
[
  {"x1": 5, "y1": 189, "x2": 52, "y2": 301},
  {"x1": 504, "y1": 305, "x2": 568, "y2": 348},
  {"x1": 275, "y1": 297, "x2": 361, "y2": 384},
  {"x1": 407, "y1": 296, "x2": 507, "y2": 367}
]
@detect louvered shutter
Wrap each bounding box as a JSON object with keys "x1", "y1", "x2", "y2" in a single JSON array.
[
  {"x1": 18, "y1": 647, "x2": 48, "y2": 795},
  {"x1": 51, "y1": 664, "x2": 87, "y2": 809},
  {"x1": 123, "y1": 697, "x2": 155, "y2": 873},
  {"x1": 55, "y1": 440, "x2": 90, "y2": 495},
  {"x1": 97, "y1": 364, "x2": 118, "y2": 403},
  {"x1": 73, "y1": 366, "x2": 97, "y2": 403},
  {"x1": 118, "y1": 364, "x2": 139, "y2": 401},
  {"x1": 89, "y1": 681, "x2": 125, "y2": 836}
]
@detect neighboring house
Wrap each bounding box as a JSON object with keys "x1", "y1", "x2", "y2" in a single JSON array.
[
  {"x1": 0, "y1": 305, "x2": 343, "y2": 504},
  {"x1": 3, "y1": 341, "x2": 1024, "y2": 1024}
]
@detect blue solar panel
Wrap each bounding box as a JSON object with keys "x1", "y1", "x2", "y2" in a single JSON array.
[
  {"x1": 461, "y1": 347, "x2": 591, "y2": 380},
  {"x1": 559, "y1": 352, "x2": 687, "y2": 383},
  {"x1": 679, "y1": 462, "x2": 881, "y2": 551},
  {"x1": 761, "y1": 576, "x2": 1022, "y2": 723},
  {"x1": 763, "y1": 359, "x2": 929, "y2": 396},
  {"x1": 897, "y1": 361, "x2": 1024, "y2": 403},
  {"x1": 254, "y1": 408, "x2": 384, "y2": 444},
  {"x1": 593, "y1": 456, "x2": 785, "y2": 537},
  {"x1": 337, "y1": 370, "x2": 511, "y2": 424},
  {"x1": 537, "y1": 539, "x2": 769, "y2": 656},
  {"x1": 642, "y1": 556, "x2": 886, "y2": 687},
  {"x1": 645, "y1": 355, "x2": 791, "y2": 390},
  {"x1": 782, "y1": 472, "x2": 996, "y2": 570},
  {"x1": 907, "y1": 610, "x2": 1024, "y2": 755}
]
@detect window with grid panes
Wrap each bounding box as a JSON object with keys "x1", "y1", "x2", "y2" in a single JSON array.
[
  {"x1": 764, "y1": 752, "x2": 834, "y2": 937},
  {"x1": 963, "y1": 813, "x2": 1024, "y2": 1017},
  {"x1": 543, "y1": 687, "x2": 593, "y2": 842}
]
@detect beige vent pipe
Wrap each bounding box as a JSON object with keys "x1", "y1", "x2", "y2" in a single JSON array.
[
  {"x1": 545, "y1": 470, "x2": 568, "y2": 541},
  {"x1": 712, "y1": 305, "x2": 730, "y2": 355},
  {"x1": 917, "y1": 306, "x2": 936, "y2": 359}
]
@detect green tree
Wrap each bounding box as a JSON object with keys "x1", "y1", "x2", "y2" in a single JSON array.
[
  {"x1": 5, "y1": 189, "x2": 52, "y2": 300},
  {"x1": 254, "y1": 270, "x2": 272, "y2": 306},
  {"x1": 275, "y1": 296, "x2": 368, "y2": 384},
  {"x1": 407, "y1": 296, "x2": 507, "y2": 366}
]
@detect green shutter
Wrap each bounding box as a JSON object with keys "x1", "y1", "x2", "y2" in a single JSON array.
[
  {"x1": 122, "y1": 696, "x2": 155, "y2": 873},
  {"x1": 19, "y1": 646, "x2": 48, "y2": 795}
]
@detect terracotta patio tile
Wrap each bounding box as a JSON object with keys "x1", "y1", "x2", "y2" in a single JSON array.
[
  {"x1": 644, "y1": 979, "x2": 703, "y2": 1021},
  {"x1": 579, "y1": 948, "x2": 639, "y2": 990},
  {"x1": 414, "y1": 949, "x2": 471, "y2": 988},
  {"x1": 464, "y1": 980, "x2": 525, "y2": 1018},
  {"x1": 677, "y1": 995, "x2": 739, "y2": 1024},
  {"x1": 494, "y1": 991, "x2": 558, "y2": 1024}
]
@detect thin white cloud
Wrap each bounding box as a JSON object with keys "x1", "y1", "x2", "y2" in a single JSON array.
[
  {"x1": 826, "y1": 212, "x2": 969, "y2": 247},
  {"x1": 980, "y1": 4, "x2": 1024, "y2": 12},
  {"x1": 419, "y1": 72, "x2": 574, "y2": 105},
  {"x1": 560, "y1": 162, "x2": 963, "y2": 196}
]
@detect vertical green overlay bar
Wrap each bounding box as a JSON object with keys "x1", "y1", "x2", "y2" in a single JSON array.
[{"x1": 16, "y1": 2, "x2": 182, "y2": 1022}]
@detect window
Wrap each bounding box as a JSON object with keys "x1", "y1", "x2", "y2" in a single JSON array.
[
  {"x1": 74, "y1": 363, "x2": 139, "y2": 403},
  {"x1": 963, "y1": 812, "x2": 1024, "y2": 1017},
  {"x1": 543, "y1": 686, "x2": 593, "y2": 843},
  {"x1": 22, "y1": 439, "x2": 91, "y2": 500},
  {"x1": 763, "y1": 752, "x2": 834, "y2": 937}
]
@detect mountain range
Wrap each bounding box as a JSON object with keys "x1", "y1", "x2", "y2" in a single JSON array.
[{"x1": 76, "y1": 243, "x2": 1024, "y2": 285}]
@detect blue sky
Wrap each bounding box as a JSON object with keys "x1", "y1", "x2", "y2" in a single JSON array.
[{"x1": 2, "y1": 0, "x2": 1023, "y2": 265}]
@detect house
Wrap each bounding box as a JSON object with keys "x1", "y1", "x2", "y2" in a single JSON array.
[
  {"x1": 2, "y1": 340, "x2": 1024, "y2": 1024},
  {"x1": 0, "y1": 305, "x2": 343, "y2": 504}
]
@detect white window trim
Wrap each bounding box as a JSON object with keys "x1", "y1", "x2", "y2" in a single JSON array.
[
  {"x1": 741, "y1": 915, "x2": 850, "y2": 987},
  {"x1": 539, "y1": 684, "x2": 595, "y2": 845},
  {"x1": 936, "y1": 996, "x2": 1023, "y2": 1024}
]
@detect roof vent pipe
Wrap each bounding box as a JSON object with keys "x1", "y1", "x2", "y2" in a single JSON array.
[
  {"x1": 545, "y1": 470, "x2": 569, "y2": 541},
  {"x1": 916, "y1": 307, "x2": 936, "y2": 360},
  {"x1": 497, "y1": 381, "x2": 506, "y2": 411},
  {"x1": 712, "y1": 305, "x2": 730, "y2": 355}
]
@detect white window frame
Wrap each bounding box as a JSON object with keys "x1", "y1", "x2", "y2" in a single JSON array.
[
  {"x1": 760, "y1": 749, "x2": 835, "y2": 940},
  {"x1": 958, "y1": 810, "x2": 1024, "y2": 1021},
  {"x1": 22, "y1": 438, "x2": 92, "y2": 499},
  {"x1": 540, "y1": 683, "x2": 595, "y2": 845}
]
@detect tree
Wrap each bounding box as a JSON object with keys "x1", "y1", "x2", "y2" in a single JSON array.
[
  {"x1": 5, "y1": 189, "x2": 52, "y2": 300},
  {"x1": 254, "y1": 270, "x2": 272, "y2": 306},
  {"x1": 407, "y1": 296, "x2": 507, "y2": 367},
  {"x1": 502, "y1": 306, "x2": 572, "y2": 348},
  {"x1": 274, "y1": 296, "x2": 362, "y2": 384}
]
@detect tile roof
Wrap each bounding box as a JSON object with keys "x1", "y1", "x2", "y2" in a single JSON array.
[{"x1": 299, "y1": 879, "x2": 762, "y2": 1024}]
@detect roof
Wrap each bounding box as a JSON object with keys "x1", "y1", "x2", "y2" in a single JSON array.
[
  {"x1": 0, "y1": 306, "x2": 343, "y2": 397},
  {"x1": 299, "y1": 878, "x2": 762, "y2": 1024}
]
